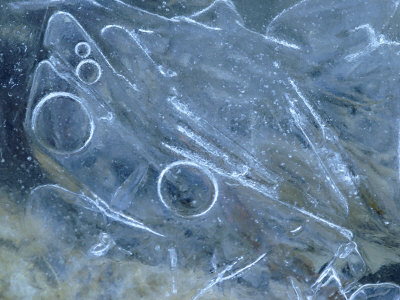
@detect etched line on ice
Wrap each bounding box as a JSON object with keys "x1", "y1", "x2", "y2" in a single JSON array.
[
  {"x1": 92, "y1": 193, "x2": 165, "y2": 237},
  {"x1": 397, "y1": 119, "x2": 400, "y2": 187},
  {"x1": 345, "y1": 24, "x2": 400, "y2": 62},
  {"x1": 287, "y1": 99, "x2": 349, "y2": 215},
  {"x1": 10, "y1": 0, "x2": 109, "y2": 10},
  {"x1": 172, "y1": 16, "x2": 222, "y2": 31},
  {"x1": 177, "y1": 125, "x2": 227, "y2": 159},
  {"x1": 33, "y1": 184, "x2": 164, "y2": 237},
  {"x1": 296, "y1": 208, "x2": 352, "y2": 239},
  {"x1": 168, "y1": 95, "x2": 201, "y2": 121},
  {"x1": 162, "y1": 143, "x2": 276, "y2": 199},
  {"x1": 89, "y1": 232, "x2": 115, "y2": 257},
  {"x1": 190, "y1": 0, "x2": 237, "y2": 18},
  {"x1": 289, "y1": 79, "x2": 326, "y2": 137},
  {"x1": 168, "y1": 248, "x2": 178, "y2": 294},
  {"x1": 192, "y1": 253, "x2": 266, "y2": 300},
  {"x1": 138, "y1": 29, "x2": 154, "y2": 34},
  {"x1": 290, "y1": 278, "x2": 303, "y2": 300},
  {"x1": 382, "y1": 1, "x2": 400, "y2": 34},
  {"x1": 290, "y1": 225, "x2": 302, "y2": 234},
  {"x1": 192, "y1": 258, "x2": 239, "y2": 300},
  {"x1": 312, "y1": 267, "x2": 344, "y2": 295},
  {"x1": 264, "y1": 0, "x2": 307, "y2": 50},
  {"x1": 112, "y1": 0, "x2": 173, "y2": 22},
  {"x1": 287, "y1": 80, "x2": 350, "y2": 215},
  {"x1": 176, "y1": 125, "x2": 247, "y2": 173},
  {"x1": 264, "y1": 35, "x2": 301, "y2": 50},
  {"x1": 211, "y1": 251, "x2": 218, "y2": 274},
  {"x1": 349, "y1": 283, "x2": 400, "y2": 300},
  {"x1": 289, "y1": 79, "x2": 358, "y2": 196},
  {"x1": 101, "y1": 24, "x2": 156, "y2": 66},
  {"x1": 168, "y1": 95, "x2": 278, "y2": 184},
  {"x1": 312, "y1": 241, "x2": 363, "y2": 295},
  {"x1": 101, "y1": 25, "x2": 177, "y2": 78},
  {"x1": 266, "y1": 0, "x2": 308, "y2": 31}
]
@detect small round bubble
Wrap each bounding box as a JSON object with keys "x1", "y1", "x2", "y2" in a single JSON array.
[
  {"x1": 75, "y1": 42, "x2": 91, "y2": 58},
  {"x1": 157, "y1": 161, "x2": 218, "y2": 218},
  {"x1": 76, "y1": 59, "x2": 102, "y2": 85}
]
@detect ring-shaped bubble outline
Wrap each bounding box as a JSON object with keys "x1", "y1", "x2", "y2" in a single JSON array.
[
  {"x1": 31, "y1": 91, "x2": 95, "y2": 155},
  {"x1": 74, "y1": 42, "x2": 91, "y2": 58},
  {"x1": 75, "y1": 59, "x2": 102, "y2": 85},
  {"x1": 157, "y1": 160, "x2": 219, "y2": 218}
]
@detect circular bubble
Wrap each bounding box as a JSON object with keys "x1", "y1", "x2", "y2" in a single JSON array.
[
  {"x1": 74, "y1": 42, "x2": 91, "y2": 58},
  {"x1": 31, "y1": 92, "x2": 94, "y2": 154},
  {"x1": 157, "y1": 161, "x2": 218, "y2": 218},
  {"x1": 76, "y1": 59, "x2": 101, "y2": 85}
]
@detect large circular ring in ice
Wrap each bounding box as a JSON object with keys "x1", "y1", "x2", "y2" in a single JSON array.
[
  {"x1": 157, "y1": 161, "x2": 219, "y2": 218},
  {"x1": 76, "y1": 59, "x2": 101, "y2": 85},
  {"x1": 31, "y1": 92, "x2": 94, "y2": 154}
]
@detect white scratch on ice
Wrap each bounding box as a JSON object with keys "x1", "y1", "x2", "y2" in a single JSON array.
[{"x1": 192, "y1": 253, "x2": 266, "y2": 300}]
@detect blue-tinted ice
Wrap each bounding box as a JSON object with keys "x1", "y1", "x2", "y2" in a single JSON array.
[{"x1": 10, "y1": 0, "x2": 400, "y2": 298}]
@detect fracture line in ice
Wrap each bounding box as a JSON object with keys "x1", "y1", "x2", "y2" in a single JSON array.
[
  {"x1": 168, "y1": 248, "x2": 178, "y2": 294},
  {"x1": 9, "y1": 0, "x2": 109, "y2": 10},
  {"x1": 296, "y1": 208, "x2": 352, "y2": 239},
  {"x1": 288, "y1": 103, "x2": 349, "y2": 214},
  {"x1": 313, "y1": 268, "x2": 345, "y2": 297},
  {"x1": 192, "y1": 2, "x2": 302, "y2": 51},
  {"x1": 264, "y1": 35, "x2": 301, "y2": 50},
  {"x1": 398, "y1": 119, "x2": 400, "y2": 187},
  {"x1": 101, "y1": 25, "x2": 177, "y2": 78},
  {"x1": 162, "y1": 143, "x2": 275, "y2": 199},
  {"x1": 349, "y1": 283, "x2": 400, "y2": 300},
  {"x1": 112, "y1": 0, "x2": 173, "y2": 22},
  {"x1": 190, "y1": 0, "x2": 237, "y2": 18},
  {"x1": 101, "y1": 25, "x2": 156, "y2": 65},
  {"x1": 172, "y1": 16, "x2": 222, "y2": 31},
  {"x1": 89, "y1": 232, "x2": 116, "y2": 257},
  {"x1": 266, "y1": 0, "x2": 308, "y2": 31},
  {"x1": 287, "y1": 80, "x2": 350, "y2": 215},
  {"x1": 345, "y1": 24, "x2": 400, "y2": 62},
  {"x1": 263, "y1": 0, "x2": 307, "y2": 50},
  {"x1": 176, "y1": 125, "x2": 248, "y2": 174},
  {"x1": 192, "y1": 253, "x2": 267, "y2": 300},
  {"x1": 290, "y1": 278, "x2": 303, "y2": 300},
  {"x1": 289, "y1": 79, "x2": 326, "y2": 138},
  {"x1": 312, "y1": 241, "x2": 364, "y2": 297},
  {"x1": 91, "y1": 193, "x2": 165, "y2": 237},
  {"x1": 382, "y1": 0, "x2": 400, "y2": 31},
  {"x1": 34, "y1": 184, "x2": 164, "y2": 237},
  {"x1": 168, "y1": 95, "x2": 279, "y2": 184}
]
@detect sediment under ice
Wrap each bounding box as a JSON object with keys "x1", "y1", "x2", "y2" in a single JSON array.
[{"x1": 5, "y1": 0, "x2": 400, "y2": 298}]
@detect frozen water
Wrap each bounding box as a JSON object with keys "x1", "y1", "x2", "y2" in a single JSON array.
[{"x1": 1, "y1": 0, "x2": 400, "y2": 299}]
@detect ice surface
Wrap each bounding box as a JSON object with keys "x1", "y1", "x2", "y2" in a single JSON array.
[{"x1": 2, "y1": 0, "x2": 400, "y2": 299}]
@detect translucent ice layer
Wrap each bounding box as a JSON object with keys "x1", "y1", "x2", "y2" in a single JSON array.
[{"x1": 6, "y1": 0, "x2": 400, "y2": 298}]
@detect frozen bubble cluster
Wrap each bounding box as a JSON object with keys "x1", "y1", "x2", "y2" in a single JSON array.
[{"x1": 6, "y1": 0, "x2": 400, "y2": 298}]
